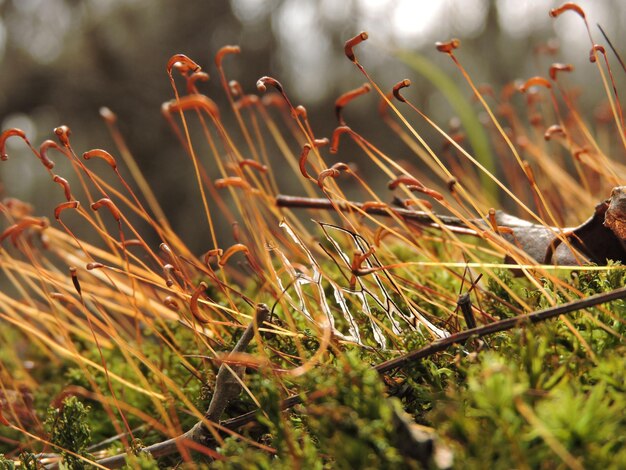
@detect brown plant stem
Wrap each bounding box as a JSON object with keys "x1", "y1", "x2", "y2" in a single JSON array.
[
  {"x1": 375, "y1": 285, "x2": 626, "y2": 373},
  {"x1": 276, "y1": 194, "x2": 474, "y2": 232}
]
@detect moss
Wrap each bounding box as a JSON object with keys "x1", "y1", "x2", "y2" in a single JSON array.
[
  {"x1": 45, "y1": 396, "x2": 93, "y2": 469},
  {"x1": 431, "y1": 281, "x2": 626, "y2": 469},
  {"x1": 122, "y1": 450, "x2": 160, "y2": 470}
]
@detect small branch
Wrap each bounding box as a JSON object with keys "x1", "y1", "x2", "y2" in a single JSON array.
[
  {"x1": 276, "y1": 194, "x2": 476, "y2": 232},
  {"x1": 375, "y1": 285, "x2": 626, "y2": 373},
  {"x1": 95, "y1": 304, "x2": 269, "y2": 469},
  {"x1": 204, "y1": 303, "x2": 270, "y2": 421}
]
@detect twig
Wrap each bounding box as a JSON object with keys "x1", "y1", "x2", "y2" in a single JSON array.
[
  {"x1": 204, "y1": 304, "x2": 270, "y2": 421},
  {"x1": 94, "y1": 304, "x2": 269, "y2": 469},
  {"x1": 276, "y1": 194, "x2": 477, "y2": 233},
  {"x1": 95, "y1": 286, "x2": 626, "y2": 467},
  {"x1": 375, "y1": 285, "x2": 626, "y2": 373}
]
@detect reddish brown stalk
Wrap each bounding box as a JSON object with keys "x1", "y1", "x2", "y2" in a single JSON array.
[
  {"x1": 54, "y1": 201, "x2": 80, "y2": 220},
  {"x1": 598, "y1": 23, "x2": 626, "y2": 74},
  {"x1": 0, "y1": 217, "x2": 49, "y2": 244},
  {"x1": 166, "y1": 94, "x2": 220, "y2": 119},
  {"x1": 190, "y1": 281, "x2": 210, "y2": 323},
  {"x1": 335, "y1": 83, "x2": 371, "y2": 125},
  {"x1": 298, "y1": 143, "x2": 314, "y2": 180},
  {"x1": 0, "y1": 128, "x2": 34, "y2": 161},
  {"x1": 186, "y1": 71, "x2": 210, "y2": 95},
  {"x1": 317, "y1": 163, "x2": 349, "y2": 189},
  {"x1": 83, "y1": 149, "x2": 118, "y2": 170},
  {"x1": 435, "y1": 38, "x2": 460, "y2": 54},
  {"x1": 521, "y1": 161, "x2": 549, "y2": 222},
  {"x1": 218, "y1": 244, "x2": 249, "y2": 267},
  {"x1": 91, "y1": 198, "x2": 121, "y2": 222},
  {"x1": 166, "y1": 54, "x2": 201, "y2": 76},
  {"x1": 215, "y1": 45, "x2": 266, "y2": 168},
  {"x1": 549, "y1": 63, "x2": 574, "y2": 81},
  {"x1": 83, "y1": 147, "x2": 172, "y2": 261},
  {"x1": 344, "y1": 31, "x2": 368, "y2": 63},
  {"x1": 330, "y1": 126, "x2": 358, "y2": 154},
  {"x1": 256, "y1": 76, "x2": 299, "y2": 119},
  {"x1": 238, "y1": 159, "x2": 268, "y2": 173},
  {"x1": 52, "y1": 175, "x2": 73, "y2": 201}
]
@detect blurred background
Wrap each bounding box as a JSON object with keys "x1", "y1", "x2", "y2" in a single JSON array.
[{"x1": 0, "y1": 0, "x2": 625, "y2": 251}]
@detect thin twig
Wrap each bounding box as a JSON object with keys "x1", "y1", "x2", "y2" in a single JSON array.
[
  {"x1": 276, "y1": 194, "x2": 477, "y2": 233},
  {"x1": 94, "y1": 304, "x2": 269, "y2": 469},
  {"x1": 204, "y1": 304, "x2": 270, "y2": 421},
  {"x1": 376, "y1": 285, "x2": 626, "y2": 373}
]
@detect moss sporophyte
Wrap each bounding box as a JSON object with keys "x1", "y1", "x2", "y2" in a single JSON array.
[{"x1": 0, "y1": 3, "x2": 625, "y2": 468}]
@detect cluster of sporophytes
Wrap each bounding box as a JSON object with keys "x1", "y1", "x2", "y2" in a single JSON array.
[{"x1": 1, "y1": 3, "x2": 625, "y2": 468}]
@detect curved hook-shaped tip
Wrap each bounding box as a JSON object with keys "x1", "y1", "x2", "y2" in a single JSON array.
[
  {"x1": 215, "y1": 45, "x2": 241, "y2": 68},
  {"x1": 219, "y1": 243, "x2": 250, "y2": 267},
  {"x1": 589, "y1": 44, "x2": 605, "y2": 63},
  {"x1": 518, "y1": 76, "x2": 552, "y2": 93},
  {"x1": 392, "y1": 79, "x2": 411, "y2": 103},
  {"x1": 166, "y1": 54, "x2": 201, "y2": 76},
  {"x1": 335, "y1": 83, "x2": 371, "y2": 125},
  {"x1": 54, "y1": 201, "x2": 80, "y2": 220},
  {"x1": 187, "y1": 71, "x2": 210, "y2": 94},
  {"x1": 330, "y1": 126, "x2": 353, "y2": 154},
  {"x1": 298, "y1": 144, "x2": 313, "y2": 180},
  {"x1": 435, "y1": 38, "x2": 460, "y2": 53},
  {"x1": 256, "y1": 76, "x2": 283, "y2": 94},
  {"x1": 165, "y1": 95, "x2": 221, "y2": 120},
  {"x1": 549, "y1": 2, "x2": 586, "y2": 20},
  {"x1": 54, "y1": 126, "x2": 72, "y2": 147},
  {"x1": 190, "y1": 281, "x2": 210, "y2": 323},
  {"x1": 91, "y1": 198, "x2": 121, "y2": 222},
  {"x1": 53, "y1": 175, "x2": 72, "y2": 201},
  {"x1": 549, "y1": 63, "x2": 574, "y2": 80},
  {"x1": 344, "y1": 31, "x2": 368, "y2": 62},
  {"x1": 38, "y1": 140, "x2": 63, "y2": 169},
  {"x1": 544, "y1": 124, "x2": 566, "y2": 141},
  {"x1": 0, "y1": 128, "x2": 28, "y2": 161},
  {"x1": 83, "y1": 149, "x2": 118, "y2": 170}
]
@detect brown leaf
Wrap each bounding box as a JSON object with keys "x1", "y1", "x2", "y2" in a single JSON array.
[{"x1": 498, "y1": 194, "x2": 626, "y2": 265}]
